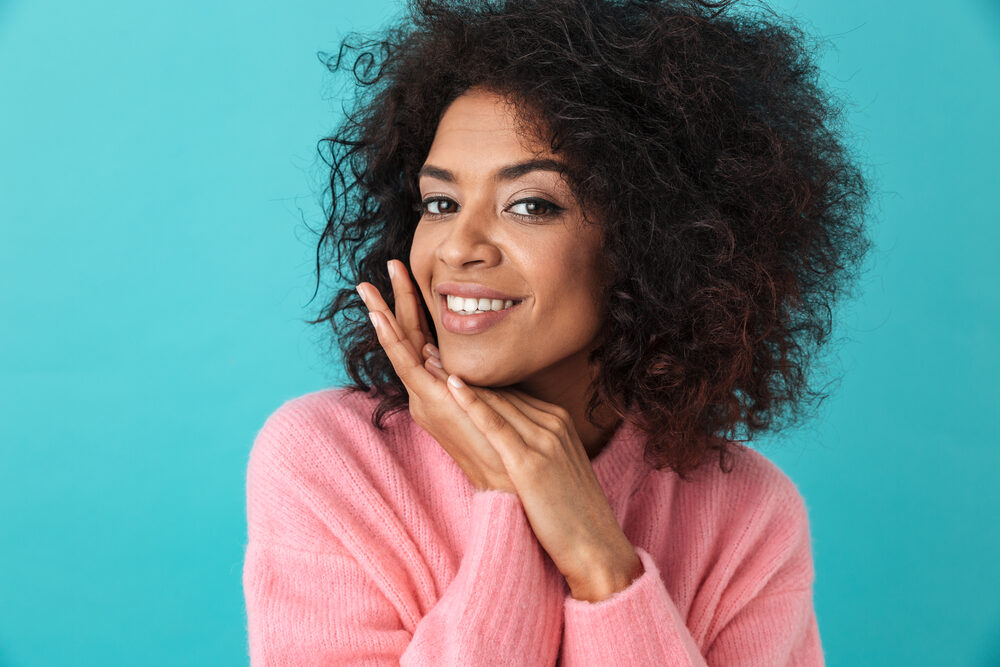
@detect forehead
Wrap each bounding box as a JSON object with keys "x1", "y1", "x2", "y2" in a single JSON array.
[{"x1": 425, "y1": 89, "x2": 552, "y2": 167}]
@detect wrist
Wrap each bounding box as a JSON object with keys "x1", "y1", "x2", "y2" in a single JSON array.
[{"x1": 567, "y1": 544, "x2": 644, "y2": 602}]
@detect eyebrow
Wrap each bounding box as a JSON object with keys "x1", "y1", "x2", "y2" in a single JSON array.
[{"x1": 417, "y1": 158, "x2": 568, "y2": 184}]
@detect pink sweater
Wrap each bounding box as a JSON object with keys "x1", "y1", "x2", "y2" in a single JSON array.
[{"x1": 242, "y1": 387, "x2": 824, "y2": 665}]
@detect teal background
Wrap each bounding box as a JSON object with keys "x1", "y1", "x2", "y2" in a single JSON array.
[{"x1": 1, "y1": 0, "x2": 997, "y2": 664}]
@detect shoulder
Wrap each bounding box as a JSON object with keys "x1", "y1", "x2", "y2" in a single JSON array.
[
  {"x1": 651, "y1": 441, "x2": 810, "y2": 523},
  {"x1": 249, "y1": 386, "x2": 412, "y2": 468},
  {"x1": 244, "y1": 386, "x2": 419, "y2": 548},
  {"x1": 254, "y1": 386, "x2": 389, "y2": 444},
  {"x1": 708, "y1": 443, "x2": 810, "y2": 519},
  {"x1": 697, "y1": 444, "x2": 816, "y2": 588},
  {"x1": 640, "y1": 445, "x2": 820, "y2": 648},
  {"x1": 697, "y1": 444, "x2": 813, "y2": 549},
  {"x1": 644, "y1": 442, "x2": 815, "y2": 590}
]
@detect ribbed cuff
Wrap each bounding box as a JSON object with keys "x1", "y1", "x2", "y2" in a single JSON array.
[
  {"x1": 442, "y1": 488, "x2": 564, "y2": 664},
  {"x1": 562, "y1": 546, "x2": 705, "y2": 665}
]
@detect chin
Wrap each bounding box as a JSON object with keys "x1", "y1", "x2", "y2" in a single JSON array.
[{"x1": 441, "y1": 355, "x2": 519, "y2": 388}]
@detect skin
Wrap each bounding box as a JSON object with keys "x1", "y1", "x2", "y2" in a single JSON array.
[
  {"x1": 411, "y1": 87, "x2": 620, "y2": 458},
  {"x1": 355, "y1": 86, "x2": 643, "y2": 602}
]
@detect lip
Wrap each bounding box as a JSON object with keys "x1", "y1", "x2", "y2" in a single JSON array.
[
  {"x1": 435, "y1": 281, "x2": 524, "y2": 301},
  {"x1": 439, "y1": 294, "x2": 524, "y2": 335}
]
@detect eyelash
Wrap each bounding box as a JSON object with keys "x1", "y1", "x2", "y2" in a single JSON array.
[{"x1": 415, "y1": 196, "x2": 565, "y2": 222}]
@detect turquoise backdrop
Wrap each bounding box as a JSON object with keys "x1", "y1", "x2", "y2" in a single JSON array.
[{"x1": 1, "y1": 0, "x2": 997, "y2": 664}]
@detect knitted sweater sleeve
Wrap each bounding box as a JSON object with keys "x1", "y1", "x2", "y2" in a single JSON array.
[
  {"x1": 242, "y1": 402, "x2": 565, "y2": 666},
  {"x1": 401, "y1": 489, "x2": 565, "y2": 665},
  {"x1": 559, "y1": 484, "x2": 823, "y2": 666}
]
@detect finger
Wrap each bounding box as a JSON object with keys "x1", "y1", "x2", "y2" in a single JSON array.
[
  {"x1": 424, "y1": 354, "x2": 448, "y2": 382},
  {"x1": 397, "y1": 259, "x2": 435, "y2": 346},
  {"x1": 445, "y1": 375, "x2": 532, "y2": 463},
  {"x1": 501, "y1": 389, "x2": 573, "y2": 433},
  {"x1": 368, "y1": 309, "x2": 440, "y2": 396},
  {"x1": 357, "y1": 282, "x2": 407, "y2": 343},
  {"x1": 387, "y1": 260, "x2": 432, "y2": 356},
  {"x1": 359, "y1": 279, "x2": 446, "y2": 389},
  {"x1": 416, "y1": 294, "x2": 434, "y2": 347},
  {"x1": 473, "y1": 387, "x2": 551, "y2": 442}
]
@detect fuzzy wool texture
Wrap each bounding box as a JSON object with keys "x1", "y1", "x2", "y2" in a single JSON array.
[{"x1": 242, "y1": 387, "x2": 824, "y2": 666}]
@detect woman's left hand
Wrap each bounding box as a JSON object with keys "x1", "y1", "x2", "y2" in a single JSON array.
[{"x1": 444, "y1": 375, "x2": 645, "y2": 602}]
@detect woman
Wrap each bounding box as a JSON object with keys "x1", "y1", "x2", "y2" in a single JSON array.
[{"x1": 243, "y1": 0, "x2": 872, "y2": 664}]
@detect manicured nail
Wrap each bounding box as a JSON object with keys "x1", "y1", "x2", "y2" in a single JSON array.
[
  {"x1": 427, "y1": 356, "x2": 443, "y2": 369},
  {"x1": 368, "y1": 312, "x2": 379, "y2": 328},
  {"x1": 356, "y1": 284, "x2": 367, "y2": 303},
  {"x1": 387, "y1": 261, "x2": 396, "y2": 279},
  {"x1": 425, "y1": 343, "x2": 440, "y2": 358},
  {"x1": 447, "y1": 375, "x2": 464, "y2": 389}
]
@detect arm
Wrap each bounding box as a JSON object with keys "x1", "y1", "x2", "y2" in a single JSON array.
[
  {"x1": 401, "y1": 489, "x2": 565, "y2": 665},
  {"x1": 243, "y1": 413, "x2": 565, "y2": 666},
  {"x1": 558, "y1": 493, "x2": 823, "y2": 666},
  {"x1": 559, "y1": 546, "x2": 709, "y2": 666}
]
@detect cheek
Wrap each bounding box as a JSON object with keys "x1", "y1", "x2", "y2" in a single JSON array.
[
  {"x1": 559, "y1": 288, "x2": 603, "y2": 336},
  {"x1": 550, "y1": 243, "x2": 605, "y2": 330},
  {"x1": 541, "y1": 265, "x2": 600, "y2": 326}
]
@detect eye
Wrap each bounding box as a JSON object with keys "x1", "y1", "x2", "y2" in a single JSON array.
[
  {"x1": 508, "y1": 198, "x2": 564, "y2": 220},
  {"x1": 417, "y1": 196, "x2": 565, "y2": 221},
  {"x1": 419, "y1": 197, "x2": 458, "y2": 217}
]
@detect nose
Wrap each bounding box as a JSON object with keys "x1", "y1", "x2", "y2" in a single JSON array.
[{"x1": 436, "y1": 199, "x2": 503, "y2": 269}]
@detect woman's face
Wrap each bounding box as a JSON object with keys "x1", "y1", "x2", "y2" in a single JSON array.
[{"x1": 409, "y1": 87, "x2": 607, "y2": 392}]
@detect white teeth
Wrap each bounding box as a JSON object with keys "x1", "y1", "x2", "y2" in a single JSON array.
[{"x1": 446, "y1": 294, "x2": 518, "y2": 314}]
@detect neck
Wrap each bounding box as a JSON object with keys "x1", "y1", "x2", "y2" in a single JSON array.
[{"x1": 510, "y1": 349, "x2": 622, "y2": 460}]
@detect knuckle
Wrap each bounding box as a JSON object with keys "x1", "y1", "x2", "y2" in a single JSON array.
[
  {"x1": 537, "y1": 430, "x2": 563, "y2": 453},
  {"x1": 541, "y1": 413, "x2": 565, "y2": 432},
  {"x1": 552, "y1": 406, "x2": 572, "y2": 424}
]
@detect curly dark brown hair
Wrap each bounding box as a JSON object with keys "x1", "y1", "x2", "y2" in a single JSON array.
[{"x1": 305, "y1": 0, "x2": 875, "y2": 479}]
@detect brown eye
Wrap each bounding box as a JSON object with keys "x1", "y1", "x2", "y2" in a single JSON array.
[
  {"x1": 508, "y1": 198, "x2": 565, "y2": 221},
  {"x1": 421, "y1": 197, "x2": 457, "y2": 216}
]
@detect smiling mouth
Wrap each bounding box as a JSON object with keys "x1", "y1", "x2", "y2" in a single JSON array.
[
  {"x1": 442, "y1": 294, "x2": 524, "y2": 315},
  {"x1": 437, "y1": 294, "x2": 526, "y2": 335}
]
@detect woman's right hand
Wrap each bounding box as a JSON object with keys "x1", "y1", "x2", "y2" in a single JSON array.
[{"x1": 356, "y1": 260, "x2": 517, "y2": 494}]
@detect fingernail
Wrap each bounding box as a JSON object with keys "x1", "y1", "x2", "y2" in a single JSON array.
[
  {"x1": 387, "y1": 261, "x2": 396, "y2": 279},
  {"x1": 427, "y1": 356, "x2": 443, "y2": 369},
  {"x1": 368, "y1": 312, "x2": 379, "y2": 328},
  {"x1": 426, "y1": 343, "x2": 440, "y2": 358},
  {"x1": 356, "y1": 284, "x2": 367, "y2": 302},
  {"x1": 447, "y1": 375, "x2": 464, "y2": 389}
]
